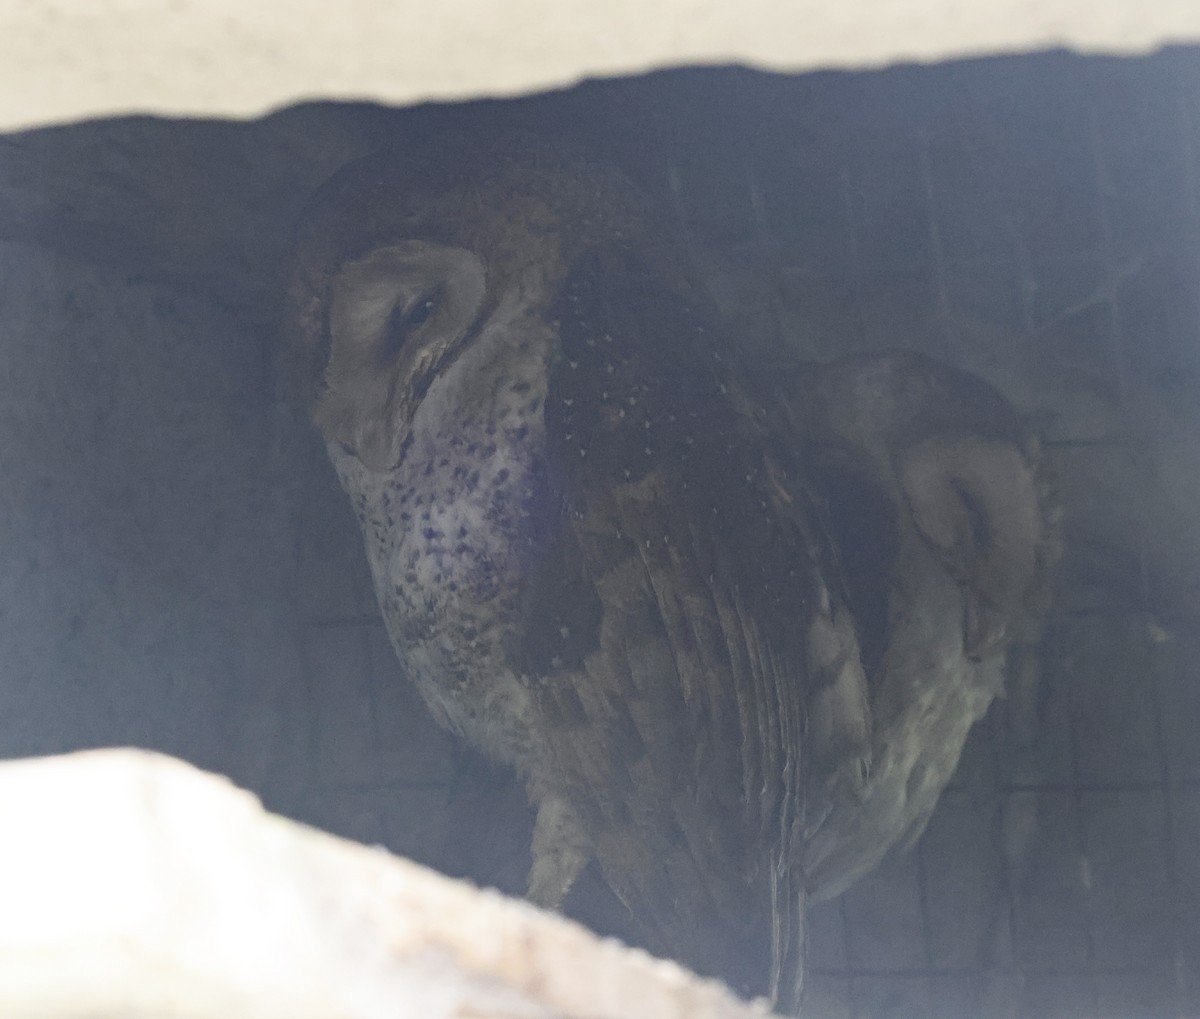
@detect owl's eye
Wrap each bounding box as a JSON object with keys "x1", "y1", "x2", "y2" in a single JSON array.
[
  {"x1": 380, "y1": 285, "x2": 444, "y2": 362},
  {"x1": 950, "y1": 476, "x2": 991, "y2": 551}
]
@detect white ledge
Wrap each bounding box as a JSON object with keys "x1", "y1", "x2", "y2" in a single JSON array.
[
  {"x1": 2, "y1": 1, "x2": 1199, "y2": 130},
  {"x1": 0, "y1": 748, "x2": 773, "y2": 1019}
]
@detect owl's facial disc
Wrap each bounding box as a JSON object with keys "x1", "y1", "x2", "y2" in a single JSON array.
[
  {"x1": 901, "y1": 434, "x2": 1042, "y2": 655},
  {"x1": 316, "y1": 240, "x2": 486, "y2": 471}
]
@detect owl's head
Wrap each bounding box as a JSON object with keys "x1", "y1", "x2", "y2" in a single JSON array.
[{"x1": 284, "y1": 133, "x2": 686, "y2": 470}]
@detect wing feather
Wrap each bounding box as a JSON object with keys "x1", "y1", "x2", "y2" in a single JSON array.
[{"x1": 516, "y1": 243, "x2": 863, "y2": 1002}]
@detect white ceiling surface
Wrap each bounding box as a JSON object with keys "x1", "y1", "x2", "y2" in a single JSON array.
[{"x1": 3, "y1": 0, "x2": 1199, "y2": 130}]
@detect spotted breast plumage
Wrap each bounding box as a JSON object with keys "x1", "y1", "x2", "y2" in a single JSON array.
[{"x1": 284, "y1": 133, "x2": 1059, "y2": 1011}]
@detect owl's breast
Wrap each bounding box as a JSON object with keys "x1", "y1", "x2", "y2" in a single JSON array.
[
  {"x1": 335, "y1": 397, "x2": 551, "y2": 621},
  {"x1": 327, "y1": 325, "x2": 559, "y2": 757}
]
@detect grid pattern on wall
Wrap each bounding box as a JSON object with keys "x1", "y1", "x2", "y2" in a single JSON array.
[{"x1": 277, "y1": 53, "x2": 1200, "y2": 1019}]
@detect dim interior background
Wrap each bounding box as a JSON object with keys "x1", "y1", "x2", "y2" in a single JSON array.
[{"x1": 1, "y1": 50, "x2": 1198, "y2": 1018}]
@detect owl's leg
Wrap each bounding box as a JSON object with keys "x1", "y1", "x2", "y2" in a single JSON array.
[{"x1": 526, "y1": 794, "x2": 589, "y2": 909}]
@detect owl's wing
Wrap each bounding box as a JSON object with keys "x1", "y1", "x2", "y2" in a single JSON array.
[
  {"x1": 516, "y1": 245, "x2": 869, "y2": 1004},
  {"x1": 776, "y1": 351, "x2": 1061, "y2": 900}
]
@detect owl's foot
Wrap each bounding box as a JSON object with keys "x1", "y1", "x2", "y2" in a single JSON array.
[{"x1": 527, "y1": 794, "x2": 589, "y2": 910}]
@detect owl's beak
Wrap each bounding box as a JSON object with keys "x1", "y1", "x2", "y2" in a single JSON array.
[
  {"x1": 338, "y1": 417, "x2": 412, "y2": 472},
  {"x1": 318, "y1": 396, "x2": 410, "y2": 474},
  {"x1": 350, "y1": 420, "x2": 407, "y2": 472},
  {"x1": 963, "y1": 593, "x2": 1008, "y2": 660}
]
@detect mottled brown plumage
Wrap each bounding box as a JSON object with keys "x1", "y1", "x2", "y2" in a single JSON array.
[
  {"x1": 284, "y1": 133, "x2": 1059, "y2": 1011},
  {"x1": 778, "y1": 352, "x2": 1061, "y2": 901}
]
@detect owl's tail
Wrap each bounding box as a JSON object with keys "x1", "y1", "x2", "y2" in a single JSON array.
[{"x1": 768, "y1": 867, "x2": 807, "y2": 1016}]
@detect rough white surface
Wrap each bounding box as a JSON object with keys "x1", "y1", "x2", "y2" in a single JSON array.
[
  {"x1": 0, "y1": 748, "x2": 774, "y2": 1019},
  {"x1": 2, "y1": 1, "x2": 1199, "y2": 130}
]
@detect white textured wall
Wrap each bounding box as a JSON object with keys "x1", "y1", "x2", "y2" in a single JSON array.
[{"x1": 2, "y1": 1, "x2": 1200, "y2": 129}]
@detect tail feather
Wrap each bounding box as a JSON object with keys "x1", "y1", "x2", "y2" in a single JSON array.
[{"x1": 769, "y1": 868, "x2": 807, "y2": 1016}]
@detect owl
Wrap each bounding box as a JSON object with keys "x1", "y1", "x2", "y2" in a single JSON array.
[{"x1": 284, "y1": 133, "x2": 1058, "y2": 1011}]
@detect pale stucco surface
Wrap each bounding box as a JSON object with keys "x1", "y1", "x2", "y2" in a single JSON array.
[{"x1": 2, "y1": 0, "x2": 1200, "y2": 129}]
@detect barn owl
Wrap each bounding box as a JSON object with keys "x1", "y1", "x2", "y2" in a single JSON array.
[{"x1": 284, "y1": 133, "x2": 1059, "y2": 1010}]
